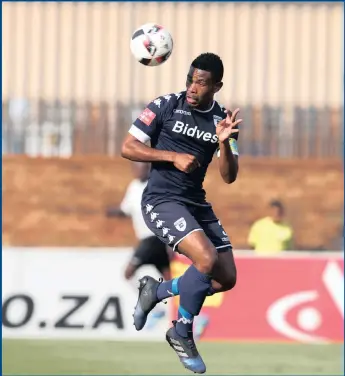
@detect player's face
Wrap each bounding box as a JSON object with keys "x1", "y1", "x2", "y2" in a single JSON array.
[{"x1": 186, "y1": 66, "x2": 222, "y2": 109}]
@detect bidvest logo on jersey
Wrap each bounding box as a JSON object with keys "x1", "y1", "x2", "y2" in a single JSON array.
[{"x1": 172, "y1": 121, "x2": 218, "y2": 143}]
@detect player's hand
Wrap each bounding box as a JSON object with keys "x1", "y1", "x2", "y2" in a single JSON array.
[
  {"x1": 173, "y1": 153, "x2": 200, "y2": 173},
  {"x1": 216, "y1": 108, "x2": 242, "y2": 143}
]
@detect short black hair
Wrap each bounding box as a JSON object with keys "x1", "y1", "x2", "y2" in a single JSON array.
[
  {"x1": 269, "y1": 200, "x2": 284, "y2": 210},
  {"x1": 191, "y1": 53, "x2": 224, "y2": 83}
]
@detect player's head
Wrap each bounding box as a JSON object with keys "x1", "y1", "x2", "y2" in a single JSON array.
[
  {"x1": 132, "y1": 162, "x2": 150, "y2": 182},
  {"x1": 186, "y1": 53, "x2": 224, "y2": 110},
  {"x1": 269, "y1": 200, "x2": 285, "y2": 222}
]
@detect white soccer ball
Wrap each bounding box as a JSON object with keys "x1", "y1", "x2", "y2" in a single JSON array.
[{"x1": 130, "y1": 23, "x2": 173, "y2": 67}]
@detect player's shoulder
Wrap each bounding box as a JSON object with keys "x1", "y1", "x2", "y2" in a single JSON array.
[
  {"x1": 213, "y1": 100, "x2": 227, "y2": 119},
  {"x1": 149, "y1": 91, "x2": 186, "y2": 112}
]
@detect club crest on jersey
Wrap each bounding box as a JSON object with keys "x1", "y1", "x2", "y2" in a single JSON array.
[
  {"x1": 213, "y1": 115, "x2": 223, "y2": 127},
  {"x1": 174, "y1": 217, "x2": 187, "y2": 232}
]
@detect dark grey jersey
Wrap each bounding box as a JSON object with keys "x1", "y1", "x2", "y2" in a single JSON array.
[{"x1": 129, "y1": 91, "x2": 239, "y2": 207}]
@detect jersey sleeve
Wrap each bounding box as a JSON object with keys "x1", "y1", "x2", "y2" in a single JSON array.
[{"x1": 128, "y1": 96, "x2": 174, "y2": 144}]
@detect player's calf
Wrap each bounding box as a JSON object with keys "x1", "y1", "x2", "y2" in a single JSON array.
[
  {"x1": 209, "y1": 250, "x2": 237, "y2": 293},
  {"x1": 172, "y1": 232, "x2": 217, "y2": 337}
]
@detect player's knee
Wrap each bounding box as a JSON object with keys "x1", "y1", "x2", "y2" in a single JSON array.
[
  {"x1": 196, "y1": 247, "x2": 218, "y2": 274},
  {"x1": 221, "y1": 269, "x2": 237, "y2": 291}
]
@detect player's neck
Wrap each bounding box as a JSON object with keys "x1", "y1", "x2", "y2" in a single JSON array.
[{"x1": 194, "y1": 100, "x2": 214, "y2": 112}]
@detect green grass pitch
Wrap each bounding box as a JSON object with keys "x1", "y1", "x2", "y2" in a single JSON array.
[{"x1": 2, "y1": 339, "x2": 343, "y2": 375}]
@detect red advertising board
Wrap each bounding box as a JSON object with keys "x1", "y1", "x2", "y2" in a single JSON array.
[{"x1": 170, "y1": 253, "x2": 344, "y2": 343}]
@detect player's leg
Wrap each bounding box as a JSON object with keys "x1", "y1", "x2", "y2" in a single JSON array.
[
  {"x1": 134, "y1": 201, "x2": 213, "y2": 373},
  {"x1": 164, "y1": 229, "x2": 215, "y2": 373},
  {"x1": 209, "y1": 249, "x2": 237, "y2": 294},
  {"x1": 152, "y1": 242, "x2": 172, "y2": 281},
  {"x1": 198, "y1": 210, "x2": 237, "y2": 294},
  {"x1": 123, "y1": 237, "x2": 153, "y2": 280},
  {"x1": 160, "y1": 267, "x2": 171, "y2": 281},
  {"x1": 133, "y1": 201, "x2": 203, "y2": 331},
  {"x1": 167, "y1": 230, "x2": 216, "y2": 337},
  {"x1": 123, "y1": 245, "x2": 146, "y2": 281},
  {"x1": 124, "y1": 262, "x2": 137, "y2": 280}
]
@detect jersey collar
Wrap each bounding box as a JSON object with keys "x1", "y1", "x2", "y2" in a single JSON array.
[{"x1": 193, "y1": 101, "x2": 215, "y2": 113}]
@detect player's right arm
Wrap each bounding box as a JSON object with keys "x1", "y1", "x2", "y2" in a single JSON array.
[
  {"x1": 121, "y1": 133, "x2": 176, "y2": 163},
  {"x1": 121, "y1": 99, "x2": 200, "y2": 173}
]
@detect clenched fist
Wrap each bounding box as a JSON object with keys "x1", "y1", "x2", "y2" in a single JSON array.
[{"x1": 173, "y1": 153, "x2": 200, "y2": 173}]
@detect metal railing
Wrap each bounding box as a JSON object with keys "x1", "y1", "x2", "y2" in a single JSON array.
[{"x1": 2, "y1": 2, "x2": 343, "y2": 158}]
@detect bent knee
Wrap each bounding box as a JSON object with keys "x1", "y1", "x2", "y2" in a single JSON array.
[
  {"x1": 221, "y1": 271, "x2": 237, "y2": 291},
  {"x1": 196, "y1": 247, "x2": 218, "y2": 274}
]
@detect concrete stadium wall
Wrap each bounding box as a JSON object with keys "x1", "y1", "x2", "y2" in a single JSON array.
[{"x1": 3, "y1": 156, "x2": 343, "y2": 250}]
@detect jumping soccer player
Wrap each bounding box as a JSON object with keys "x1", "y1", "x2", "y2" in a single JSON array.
[{"x1": 121, "y1": 53, "x2": 241, "y2": 374}]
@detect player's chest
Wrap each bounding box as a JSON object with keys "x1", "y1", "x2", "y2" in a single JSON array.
[{"x1": 163, "y1": 111, "x2": 220, "y2": 147}]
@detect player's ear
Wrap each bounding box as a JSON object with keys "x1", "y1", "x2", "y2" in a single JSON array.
[{"x1": 214, "y1": 82, "x2": 223, "y2": 93}]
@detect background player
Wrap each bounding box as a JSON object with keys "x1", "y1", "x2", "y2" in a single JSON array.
[
  {"x1": 121, "y1": 53, "x2": 242, "y2": 374},
  {"x1": 106, "y1": 161, "x2": 172, "y2": 282}
]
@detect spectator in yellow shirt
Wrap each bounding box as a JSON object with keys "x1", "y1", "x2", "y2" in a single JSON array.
[{"x1": 248, "y1": 200, "x2": 293, "y2": 255}]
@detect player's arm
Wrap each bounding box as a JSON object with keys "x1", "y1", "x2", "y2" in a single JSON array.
[
  {"x1": 121, "y1": 100, "x2": 200, "y2": 173},
  {"x1": 216, "y1": 108, "x2": 242, "y2": 184},
  {"x1": 105, "y1": 183, "x2": 133, "y2": 218},
  {"x1": 121, "y1": 134, "x2": 176, "y2": 163},
  {"x1": 105, "y1": 207, "x2": 127, "y2": 218}
]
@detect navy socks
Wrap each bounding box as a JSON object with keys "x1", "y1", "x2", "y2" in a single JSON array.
[{"x1": 175, "y1": 265, "x2": 211, "y2": 337}]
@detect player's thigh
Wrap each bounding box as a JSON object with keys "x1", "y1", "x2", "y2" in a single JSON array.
[
  {"x1": 196, "y1": 207, "x2": 237, "y2": 288},
  {"x1": 142, "y1": 201, "x2": 200, "y2": 251},
  {"x1": 142, "y1": 201, "x2": 217, "y2": 271},
  {"x1": 177, "y1": 229, "x2": 218, "y2": 273}
]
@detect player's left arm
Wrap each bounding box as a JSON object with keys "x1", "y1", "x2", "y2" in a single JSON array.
[
  {"x1": 216, "y1": 108, "x2": 242, "y2": 184},
  {"x1": 105, "y1": 183, "x2": 133, "y2": 218}
]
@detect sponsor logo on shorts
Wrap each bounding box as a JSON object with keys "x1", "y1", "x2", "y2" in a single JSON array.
[{"x1": 174, "y1": 217, "x2": 187, "y2": 232}]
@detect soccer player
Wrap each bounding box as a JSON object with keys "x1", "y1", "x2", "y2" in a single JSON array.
[
  {"x1": 106, "y1": 161, "x2": 171, "y2": 282},
  {"x1": 121, "y1": 53, "x2": 241, "y2": 374}
]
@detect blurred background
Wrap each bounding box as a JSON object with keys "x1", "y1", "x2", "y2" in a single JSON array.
[{"x1": 2, "y1": 2, "x2": 344, "y2": 375}]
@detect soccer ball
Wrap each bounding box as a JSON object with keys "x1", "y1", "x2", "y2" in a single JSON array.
[{"x1": 130, "y1": 23, "x2": 173, "y2": 67}]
